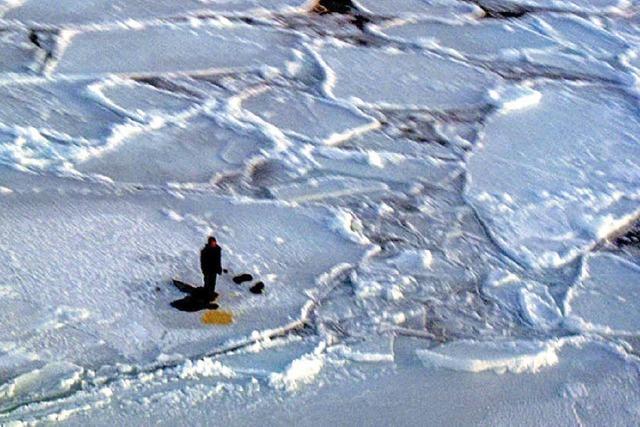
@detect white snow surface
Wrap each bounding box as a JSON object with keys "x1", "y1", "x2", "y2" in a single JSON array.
[
  {"x1": 466, "y1": 82, "x2": 640, "y2": 269},
  {"x1": 316, "y1": 44, "x2": 494, "y2": 111},
  {"x1": 1, "y1": 0, "x2": 640, "y2": 425},
  {"x1": 565, "y1": 252, "x2": 640, "y2": 335},
  {"x1": 53, "y1": 22, "x2": 302, "y2": 78}
]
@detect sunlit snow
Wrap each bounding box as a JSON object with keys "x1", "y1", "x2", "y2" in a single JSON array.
[{"x1": 0, "y1": 0, "x2": 639, "y2": 425}]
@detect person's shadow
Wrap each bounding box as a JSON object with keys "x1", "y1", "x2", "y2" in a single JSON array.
[{"x1": 170, "y1": 280, "x2": 218, "y2": 312}]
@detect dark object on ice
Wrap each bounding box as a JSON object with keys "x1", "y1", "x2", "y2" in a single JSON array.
[
  {"x1": 201, "y1": 236, "x2": 222, "y2": 299},
  {"x1": 311, "y1": 0, "x2": 368, "y2": 32},
  {"x1": 614, "y1": 220, "x2": 640, "y2": 248},
  {"x1": 249, "y1": 282, "x2": 265, "y2": 294},
  {"x1": 312, "y1": 0, "x2": 355, "y2": 14},
  {"x1": 172, "y1": 279, "x2": 218, "y2": 300},
  {"x1": 29, "y1": 30, "x2": 41, "y2": 48},
  {"x1": 171, "y1": 297, "x2": 219, "y2": 312},
  {"x1": 233, "y1": 273, "x2": 253, "y2": 284},
  {"x1": 170, "y1": 279, "x2": 219, "y2": 312},
  {"x1": 172, "y1": 279, "x2": 199, "y2": 294}
]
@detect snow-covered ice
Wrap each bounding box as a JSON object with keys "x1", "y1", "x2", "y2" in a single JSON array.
[
  {"x1": 373, "y1": 18, "x2": 557, "y2": 60},
  {"x1": 565, "y1": 252, "x2": 640, "y2": 335},
  {"x1": 54, "y1": 22, "x2": 302, "y2": 78},
  {"x1": 75, "y1": 114, "x2": 270, "y2": 184},
  {"x1": 316, "y1": 44, "x2": 494, "y2": 111},
  {"x1": 1, "y1": 0, "x2": 640, "y2": 425},
  {"x1": 352, "y1": 0, "x2": 483, "y2": 20},
  {"x1": 466, "y1": 81, "x2": 640, "y2": 269},
  {"x1": 0, "y1": 0, "x2": 313, "y2": 26},
  {"x1": 235, "y1": 86, "x2": 379, "y2": 146}
]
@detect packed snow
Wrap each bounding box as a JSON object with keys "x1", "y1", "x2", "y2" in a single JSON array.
[{"x1": 1, "y1": 0, "x2": 640, "y2": 425}]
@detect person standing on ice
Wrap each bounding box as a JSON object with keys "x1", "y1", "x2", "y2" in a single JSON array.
[{"x1": 200, "y1": 236, "x2": 222, "y2": 301}]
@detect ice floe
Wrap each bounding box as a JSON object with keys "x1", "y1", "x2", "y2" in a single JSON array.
[
  {"x1": 313, "y1": 145, "x2": 463, "y2": 185},
  {"x1": 373, "y1": 18, "x2": 556, "y2": 60},
  {"x1": 352, "y1": 0, "x2": 483, "y2": 20},
  {"x1": 270, "y1": 176, "x2": 389, "y2": 204},
  {"x1": 316, "y1": 44, "x2": 495, "y2": 111},
  {"x1": 1, "y1": 0, "x2": 640, "y2": 424},
  {"x1": 374, "y1": 16, "x2": 632, "y2": 84},
  {"x1": 87, "y1": 77, "x2": 199, "y2": 122},
  {"x1": 235, "y1": 86, "x2": 379, "y2": 146},
  {"x1": 466, "y1": 81, "x2": 640, "y2": 269},
  {"x1": 54, "y1": 22, "x2": 302, "y2": 78},
  {"x1": 531, "y1": 13, "x2": 630, "y2": 59},
  {"x1": 0, "y1": 80, "x2": 124, "y2": 142},
  {"x1": 565, "y1": 252, "x2": 640, "y2": 335},
  {"x1": 0, "y1": 185, "x2": 365, "y2": 373},
  {"x1": 75, "y1": 114, "x2": 269, "y2": 184},
  {"x1": 0, "y1": 0, "x2": 313, "y2": 26}
]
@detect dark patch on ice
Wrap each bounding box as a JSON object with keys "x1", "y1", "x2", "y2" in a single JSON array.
[
  {"x1": 28, "y1": 30, "x2": 41, "y2": 48},
  {"x1": 249, "y1": 159, "x2": 296, "y2": 187},
  {"x1": 312, "y1": 0, "x2": 356, "y2": 15},
  {"x1": 170, "y1": 279, "x2": 219, "y2": 312},
  {"x1": 134, "y1": 77, "x2": 204, "y2": 99},
  {"x1": 26, "y1": 29, "x2": 56, "y2": 72},
  {"x1": 170, "y1": 297, "x2": 218, "y2": 312},
  {"x1": 310, "y1": 0, "x2": 369, "y2": 32},
  {"x1": 172, "y1": 279, "x2": 199, "y2": 294},
  {"x1": 471, "y1": 1, "x2": 529, "y2": 19},
  {"x1": 614, "y1": 221, "x2": 640, "y2": 248},
  {"x1": 233, "y1": 273, "x2": 253, "y2": 284},
  {"x1": 481, "y1": 7, "x2": 527, "y2": 19},
  {"x1": 250, "y1": 281, "x2": 265, "y2": 294}
]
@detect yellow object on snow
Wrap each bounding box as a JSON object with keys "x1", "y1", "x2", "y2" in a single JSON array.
[{"x1": 201, "y1": 310, "x2": 234, "y2": 325}]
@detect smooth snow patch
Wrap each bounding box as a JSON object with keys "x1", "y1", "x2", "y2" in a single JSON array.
[
  {"x1": 2, "y1": 0, "x2": 312, "y2": 26},
  {"x1": 373, "y1": 18, "x2": 556, "y2": 61},
  {"x1": 316, "y1": 44, "x2": 493, "y2": 111},
  {"x1": 353, "y1": 0, "x2": 483, "y2": 20},
  {"x1": 54, "y1": 22, "x2": 300, "y2": 77}
]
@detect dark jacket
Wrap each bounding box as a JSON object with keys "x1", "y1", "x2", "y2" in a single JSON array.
[{"x1": 200, "y1": 245, "x2": 222, "y2": 275}]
